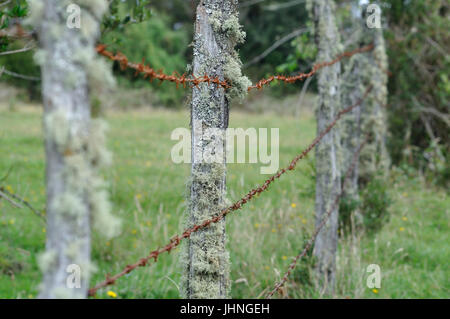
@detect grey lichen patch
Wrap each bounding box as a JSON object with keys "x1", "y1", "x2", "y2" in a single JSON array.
[{"x1": 210, "y1": 11, "x2": 246, "y2": 44}]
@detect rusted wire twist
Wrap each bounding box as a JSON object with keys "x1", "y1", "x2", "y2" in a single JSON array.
[
  {"x1": 87, "y1": 85, "x2": 373, "y2": 297},
  {"x1": 96, "y1": 44, "x2": 231, "y2": 89},
  {"x1": 266, "y1": 134, "x2": 370, "y2": 299},
  {"x1": 96, "y1": 43, "x2": 374, "y2": 92},
  {"x1": 247, "y1": 44, "x2": 374, "y2": 91}
]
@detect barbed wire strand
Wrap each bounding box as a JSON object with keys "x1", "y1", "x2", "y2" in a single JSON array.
[
  {"x1": 87, "y1": 85, "x2": 373, "y2": 297},
  {"x1": 96, "y1": 43, "x2": 374, "y2": 92},
  {"x1": 247, "y1": 44, "x2": 374, "y2": 91},
  {"x1": 266, "y1": 134, "x2": 369, "y2": 299}
]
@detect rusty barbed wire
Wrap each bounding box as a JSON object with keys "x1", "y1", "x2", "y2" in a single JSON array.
[
  {"x1": 96, "y1": 44, "x2": 231, "y2": 89},
  {"x1": 96, "y1": 43, "x2": 374, "y2": 92},
  {"x1": 88, "y1": 85, "x2": 373, "y2": 297},
  {"x1": 266, "y1": 134, "x2": 370, "y2": 299},
  {"x1": 247, "y1": 43, "x2": 374, "y2": 91}
]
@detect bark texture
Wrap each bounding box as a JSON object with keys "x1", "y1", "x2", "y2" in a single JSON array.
[
  {"x1": 339, "y1": 13, "x2": 368, "y2": 223},
  {"x1": 308, "y1": 0, "x2": 342, "y2": 295},
  {"x1": 359, "y1": 6, "x2": 390, "y2": 181},
  {"x1": 181, "y1": 0, "x2": 249, "y2": 299},
  {"x1": 29, "y1": 0, "x2": 118, "y2": 298}
]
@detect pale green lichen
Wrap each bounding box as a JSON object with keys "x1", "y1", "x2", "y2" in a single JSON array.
[
  {"x1": 207, "y1": 9, "x2": 251, "y2": 100},
  {"x1": 224, "y1": 54, "x2": 252, "y2": 100},
  {"x1": 75, "y1": 0, "x2": 109, "y2": 20},
  {"x1": 24, "y1": 0, "x2": 44, "y2": 28},
  {"x1": 37, "y1": 249, "x2": 57, "y2": 273}
]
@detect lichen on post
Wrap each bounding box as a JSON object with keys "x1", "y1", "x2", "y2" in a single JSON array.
[
  {"x1": 27, "y1": 0, "x2": 120, "y2": 298},
  {"x1": 307, "y1": 0, "x2": 342, "y2": 295},
  {"x1": 181, "y1": 0, "x2": 250, "y2": 299}
]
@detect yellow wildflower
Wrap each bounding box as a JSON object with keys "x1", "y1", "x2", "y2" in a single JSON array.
[
  {"x1": 107, "y1": 291, "x2": 117, "y2": 298},
  {"x1": 291, "y1": 203, "x2": 297, "y2": 208}
]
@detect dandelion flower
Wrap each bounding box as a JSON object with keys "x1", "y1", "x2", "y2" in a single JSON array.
[
  {"x1": 372, "y1": 288, "x2": 379, "y2": 294},
  {"x1": 399, "y1": 227, "x2": 405, "y2": 232},
  {"x1": 107, "y1": 291, "x2": 117, "y2": 298},
  {"x1": 291, "y1": 203, "x2": 297, "y2": 208}
]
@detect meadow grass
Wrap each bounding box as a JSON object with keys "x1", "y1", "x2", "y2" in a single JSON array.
[{"x1": 0, "y1": 104, "x2": 448, "y2": 299}]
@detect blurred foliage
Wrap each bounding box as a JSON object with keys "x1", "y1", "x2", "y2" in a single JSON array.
[
  {"x1": 360, "y1": 176, "x2": 392, "y2": 235},
  {"x1": 102, "y1": 7, "x2": 189, "y2": 107},
  {"x1": 0, "y1": 0, "x2": 40, "y2": 99},
  {"x1": 339, "y1": 174, "x2": 392, "y2": 236},
  {"x1": 382, "y1": 0, "x2": 449, "y2": 184}
]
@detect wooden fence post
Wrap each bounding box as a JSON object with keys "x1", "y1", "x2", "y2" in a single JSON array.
[
  {"x1": 308, "y1": 0, "x2": 342, "y2": 296},
  {"x1": 182, "y1": 0, "x2": 250, "y2": 298}
]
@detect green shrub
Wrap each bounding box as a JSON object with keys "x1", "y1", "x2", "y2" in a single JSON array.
[
  {"x1": 102, "y1": 11, "x2": 189, "y2": 108},
  {"x1": 360, "y1": 177, "x2": 392, "y2": 235}
]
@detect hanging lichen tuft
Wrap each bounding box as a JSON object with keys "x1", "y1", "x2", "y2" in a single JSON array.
[{"x1": 27, "y1": 0, "x2": 120, "y2": 298}]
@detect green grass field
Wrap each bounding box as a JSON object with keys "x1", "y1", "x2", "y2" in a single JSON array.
[{"x1": 0, "y1": 105, "x2": 448, "y2": 299}]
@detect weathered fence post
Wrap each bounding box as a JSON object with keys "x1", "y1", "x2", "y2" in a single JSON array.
[
  {"x1": 28, "y1": 0, "x2": 119, "y2": 298},
  {"x1": 356, "y1": 4, "x2": 390, "y2": 183},
  {"x1": 308, "y1": 0, "x2": 342, "y2": 295},
  {"x1": 182, "y1": 0, "x2": 250, "y2": 298},
  {"x1": 339, "y1": 6, "x2": 368, "y2": 224}
]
